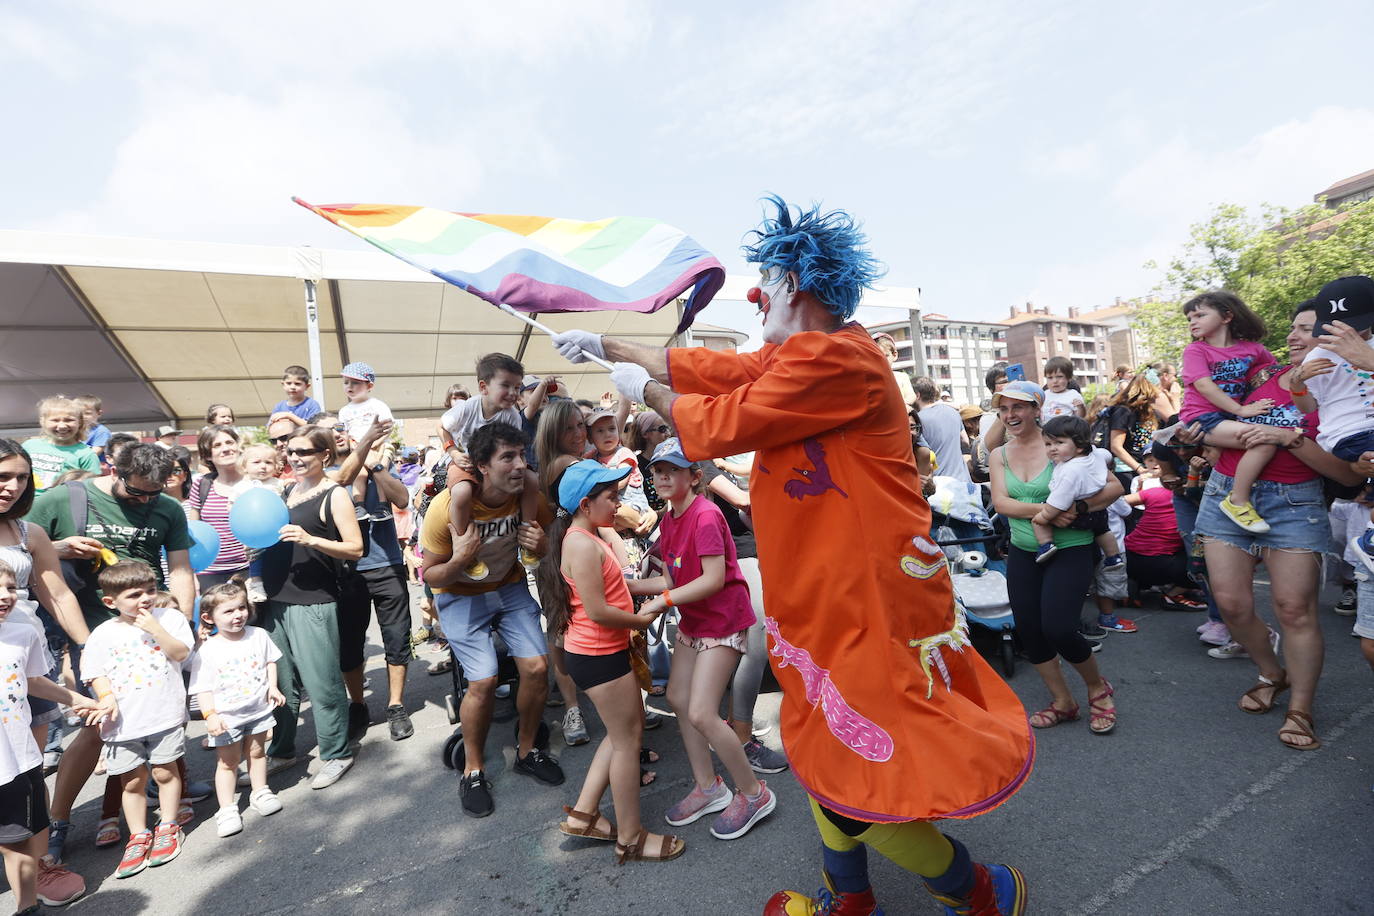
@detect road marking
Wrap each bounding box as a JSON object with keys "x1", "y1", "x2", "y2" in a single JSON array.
[{"x1": 1067, "y1": 695, "x2": 1374, "y2": 915}]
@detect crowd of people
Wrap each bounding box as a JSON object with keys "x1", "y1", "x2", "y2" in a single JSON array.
[{"x1": 0, "y1": 205, "x2": 1370, "y2": 913}]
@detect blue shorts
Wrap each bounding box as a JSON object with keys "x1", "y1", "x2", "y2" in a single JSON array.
[
  {"x1": 1356, "y1": 577, "x2": 1374, "y2": 640},
  {"x1": 434, "y1": 581, "x2": 546, "y2": 682},
  {"x1": 1196, "y1": 472, "x2": 1326, "y2": 555},
  {"x1": 1190, "y1": 411, "x2": 1234, "y2": 434},
  {"x1": 1331, "y1": 429, "x2": 1374, "y2": 463}
]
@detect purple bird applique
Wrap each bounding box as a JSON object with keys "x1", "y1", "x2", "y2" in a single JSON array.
[{"x1": 783, "y1": 437, "x2": 848, "y2": 501}]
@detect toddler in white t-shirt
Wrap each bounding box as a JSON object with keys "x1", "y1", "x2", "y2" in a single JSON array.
[
  {"x1": 82, "y1": 560, "x2": 193, "y2": 877},
  {"x1": 188, "y1": 581, "x2": 285, "y2": 838},
  {"x1": 1040, "y1": 357, "x2": 1086, "y2": 420},
  {"x1": 1031, "y1": 416, "x2": 1123, "y2": 567},
  {"x1": 338, "y1": 362, "x2": 394, "y2": 444}
]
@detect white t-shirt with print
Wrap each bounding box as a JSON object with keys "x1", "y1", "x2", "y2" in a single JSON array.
[
  {"x1": 0, "y1": 623, "x2": 49, "y2": 786},
  {"x1": 1041, "y1": 388, "x2": 1085, "y2": 419},
  {"x1": 338, "y1": 396, "x2": 394, "y2": 443},
  {"x1": 81, "y1": 610, "x2": 193, "y2": 742},
  {"x1": 1301, "y1": 343, "x2": 1374, "y2": 451},
  {"x1": 440, "y1": 398, "x2": 522, "y2": 453},
  {"x1": 1045, "y1": 448, "x2": 1113, "y2": 511},
  {"x1": 187, "y1": 627, "x2": 282, "y2": 729}
]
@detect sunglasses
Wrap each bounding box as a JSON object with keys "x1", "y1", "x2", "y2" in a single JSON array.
[
  {"x1": 269, "y1": 433, "x2": 293, "y2": 445},
  {"x1": 331, "y1": 424, "x2": 347, "y2": 433},
  {"x1": 119, "y1": 476, "x2": 162, "y2": 498},
  {"x1": 287, "y1": 447, "x2": 325, "y2": 457}
]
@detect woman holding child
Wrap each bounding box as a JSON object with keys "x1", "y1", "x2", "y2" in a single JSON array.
[
  {"x1": 989, "y1": 380, "x2": 1123, "y2": 735},
  {"x1": 1193, "y1": 297, "x2": 1361, "y2": 751},
  {"x1": 256, "y1": 426, "x2": 363, "y2": 790}
]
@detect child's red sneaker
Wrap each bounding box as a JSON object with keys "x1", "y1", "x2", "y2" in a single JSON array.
[
  {"x1": 148, "y1": 822, "x2": 182, "y2": 867},
  {"x1": 116, "y1": 831, "x2": 154, "y2": 878}
]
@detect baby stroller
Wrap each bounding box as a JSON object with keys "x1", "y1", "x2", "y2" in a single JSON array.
[
  {"x1": 931, "y1": 506, "x2": 1018, "y2": 678},
  {"x1": 437, "y1": 619, "x2": 551, "y2": 772}
]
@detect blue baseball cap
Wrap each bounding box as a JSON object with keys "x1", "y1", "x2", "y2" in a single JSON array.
[
  {"x1": 341, "y1": 361, "x2": 376, "y2": 383},
  {"x1": 991, "y1": 380, "x2": 1045, "y2": 409},
  {"x1": 558, "y1": 459, "x2": 630, "y2": 514},
  {"x1": 648, "y1": 437, "x2": 693, "y2": 469}
]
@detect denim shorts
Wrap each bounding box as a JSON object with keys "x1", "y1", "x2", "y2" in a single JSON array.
[
  {"x1": 1191, "y1": 411, "x2": 1233, "y2": 434},
  {"x1": 1356, "y1": 576, "x2": 1374, "y2": 640},
  {"x1": 1331, "y1": 429, "x2": 1374, "y2": 462},
  {"x1": 1196, "y1": 472, "x2": 1327, "y2": 555},
  {"x1": 434, "y1": 580, "x2": 546, "y2": 682}
]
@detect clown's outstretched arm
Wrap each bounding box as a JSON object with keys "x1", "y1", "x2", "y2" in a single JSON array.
[{"x1": 550, "y1": 330, "x2": 667, "y2": 382}]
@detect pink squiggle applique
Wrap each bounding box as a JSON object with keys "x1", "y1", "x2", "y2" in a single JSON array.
[{"x1": 765, "y1": 617, "x2": 893, "y2": 763}]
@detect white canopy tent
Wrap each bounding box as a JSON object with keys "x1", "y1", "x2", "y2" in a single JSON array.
[{"x1": 0, "y1": 230, "x2": 697, "y2": 431}]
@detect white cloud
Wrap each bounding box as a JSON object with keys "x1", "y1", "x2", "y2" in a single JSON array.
[
  {"x1": 1112, "y1": 106, "x2": 1374, "y2": 219},
  {"x1": 0, "y1": 9, "x2": 82, "y2": 79},
  {"x1": 657, "y1": 0, "x2": 1058, "y2": 156}
]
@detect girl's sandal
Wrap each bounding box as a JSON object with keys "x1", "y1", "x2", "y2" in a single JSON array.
[
  {"x1": 558, "y1": 805, "x2": 617, "y2": 842},
  {"x1": 639, "y1": 748, "x2": 660, "y2": 765},
  {"x1": 1277, "y1": 710, "x2": 1321, "y2": 751},
  {"x1": 1028, "y1": 702, "x2": 1079, "y2": 729},
  {"x1": 614, "y1": 829, "x2": 686, "y2": 865},
  {"x1": 1238, "y1": 671, "x2": 1289, "y2": 715},
  {"x1": 1088, "y1": 680, "x2": 1116, "y2": 735},
  {"x1": 94, "y1": 817, "x2": 121, "y2": 848}
]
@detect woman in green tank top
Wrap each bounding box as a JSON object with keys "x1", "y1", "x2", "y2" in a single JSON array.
[{"x1": 988, "y1": 382, "x2": 1121, "y2": 736}]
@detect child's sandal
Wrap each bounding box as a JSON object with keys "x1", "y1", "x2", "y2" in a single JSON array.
[
  {"x1": 614, "y1": 828, "x2": 686, "y2": 864},
  {"x1": 94, "y1": 816, "x2": 121, "y2": 848}
]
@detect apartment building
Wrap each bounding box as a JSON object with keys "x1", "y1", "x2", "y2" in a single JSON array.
[
  {"x1": 999, "y1": 304, "x2": 1112, "y2": 386},
  {"x1": 867, "y1": 314, "x2": 1008, "y2": 406}
]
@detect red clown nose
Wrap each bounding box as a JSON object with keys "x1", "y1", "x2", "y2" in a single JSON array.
[{"x1": 746, "y1": 286, "x2": 763, "y2": 305}]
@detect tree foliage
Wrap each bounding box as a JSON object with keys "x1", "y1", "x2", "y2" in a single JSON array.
[{"x1": 1140, "y1": 198, "x2": 1374, "y2": 363}]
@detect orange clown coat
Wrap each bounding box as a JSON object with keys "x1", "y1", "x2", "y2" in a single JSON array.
[{"x1": 666, "y1": 323, "x2": 1033, "y2": 823}]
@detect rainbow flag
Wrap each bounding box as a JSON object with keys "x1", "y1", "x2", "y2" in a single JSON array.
[{"x1": 294, "y1": 199, "x2": 724, "y2": 332}]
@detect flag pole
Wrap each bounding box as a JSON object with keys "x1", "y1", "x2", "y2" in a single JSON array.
[{"x1": 495, "y1": 303, "x2": 615, "y2": 370}]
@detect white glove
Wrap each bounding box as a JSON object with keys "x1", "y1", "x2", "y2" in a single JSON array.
[
  {"x1": 551, "y1": 330, "x2": 606, "y2": 364},
  {"x1": 610, "y1": 362, "x2": 652, "y2": 405}
]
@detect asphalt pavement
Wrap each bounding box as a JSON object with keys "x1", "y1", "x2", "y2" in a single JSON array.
[{"x1": 12, "y1": 579, "x2": 1372, "y2": 915}]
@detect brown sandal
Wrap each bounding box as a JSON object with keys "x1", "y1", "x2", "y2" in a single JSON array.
[
  {"x1": 558, "y1": 805, "x2": 617, "y2": 842},
  {"x1": 1277, "y1": 710, "x2": 1321, "y2": 751},
  {"x1": 614, "y1": 828, "x2": 686, "y2": 864},
  {"x1": 1238, "y1": 671, "x2": 1289, "y2": 715}
]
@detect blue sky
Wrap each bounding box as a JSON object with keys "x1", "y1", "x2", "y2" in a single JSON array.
[{"x1": 4, "y1": 0, "x2": 1373, "y2": 336}]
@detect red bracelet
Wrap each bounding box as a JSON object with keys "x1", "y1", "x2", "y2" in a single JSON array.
[{"x1": 661, "y1": 590, "x2": 674, "y2": 608}]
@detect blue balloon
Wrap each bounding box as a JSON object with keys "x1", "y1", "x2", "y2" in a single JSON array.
[
  {"x1": 187, "y1": 520, "x2": 221, "y2": 573},
  {"x1": 229, "y1": 487, "x2": 290, "y2": 550}
]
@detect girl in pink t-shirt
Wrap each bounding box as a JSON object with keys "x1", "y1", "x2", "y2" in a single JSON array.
[
  {"x1": 1179, "y1": 291, "x2": 1278, "y2": 535},
  {"x1": 630, "y1": 439, "x2": 776, "y2": 841}
]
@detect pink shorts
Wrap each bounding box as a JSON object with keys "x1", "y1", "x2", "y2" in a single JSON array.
[{"x1": 676, "y1": 628, "x2": 748, "y2": 654}]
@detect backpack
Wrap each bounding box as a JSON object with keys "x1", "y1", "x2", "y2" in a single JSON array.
[
  {"x1": 1089, "y1": 407, "x2": 1114, "y2": 453},
  {"x1": 57, "y1": 480, "x2": 93, "y2": 595}
]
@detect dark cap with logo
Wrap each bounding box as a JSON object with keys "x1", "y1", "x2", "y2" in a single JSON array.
[{"x1": 1313, "y1": 275, "x2": 1374, "y2": 336}]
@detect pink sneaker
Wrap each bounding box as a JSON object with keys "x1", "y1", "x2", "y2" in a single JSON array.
[
  {"x1": 36, "y1": 859, "x2": 86, "y2": 905},
  {"x1": 664, "y1": 776, "x2": 731, "y2": 826},
  {"x1": 709, "y1": 781, "x2": 776, "y2": 840},
  {"x1": 1198, "y1": 620, "x2": 1231, "y2": 646}
]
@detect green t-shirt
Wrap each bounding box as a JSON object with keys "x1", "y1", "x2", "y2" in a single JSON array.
[
  {"x1": 1002, "y1": 455, "x2": 1095, "y2": 553},
  {"x1": 22, "y1": 439, "x2": 101, "y2": 493},
  {"x1": 26, "y1": 481, "x2": 194, "y2": 629}
]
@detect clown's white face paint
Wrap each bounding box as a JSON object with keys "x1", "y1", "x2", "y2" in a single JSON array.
[{"x1": 753, "y1": 268, "x2": 796, "y2": 346}]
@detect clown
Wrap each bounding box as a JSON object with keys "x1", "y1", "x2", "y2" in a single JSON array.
[{"x1": 553, "y1": 196, "x2": 1032, "y2": 915}]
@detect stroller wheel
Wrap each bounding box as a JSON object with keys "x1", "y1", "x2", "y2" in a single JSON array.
[
  {"x1": 1000, "y1": 626, "x2": 1016, "y2": 677},
  {"x1": 445, "y1": 693, "x2": 459, "y2": 725},
  {"x1": 441, "y1": 729, "x2": 463, "y2": 769}
]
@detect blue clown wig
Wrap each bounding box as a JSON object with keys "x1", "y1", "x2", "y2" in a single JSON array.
[{"x1": 741, "y1": 195, "x2": 886, "y2": 321}]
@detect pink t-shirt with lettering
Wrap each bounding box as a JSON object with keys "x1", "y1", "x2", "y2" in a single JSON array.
[
  {"x1": 1180, "y1": 339, "x2": 1275, "y2": 423},
  {"x1": 656, "y1": 496, "x2": 756, "y2": 639}
]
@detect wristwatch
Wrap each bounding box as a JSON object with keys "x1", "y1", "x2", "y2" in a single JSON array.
[
  {"x1": 1074, "y1": 499, "x2": 1090, "y2": 515},
  {"x1": 370, "y1": 463, "x2": 385, "y2": 474}
]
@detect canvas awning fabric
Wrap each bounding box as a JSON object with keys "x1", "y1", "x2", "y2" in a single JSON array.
[{"x1": 0, "y1": 230, "x2": 691, "y2": 431}]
